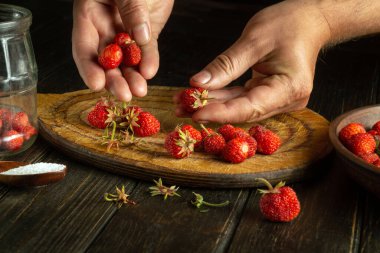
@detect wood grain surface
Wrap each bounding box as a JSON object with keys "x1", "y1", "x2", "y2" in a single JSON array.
[{"x1": 37, "y1": 87, "x2": 332, "y2": 187}]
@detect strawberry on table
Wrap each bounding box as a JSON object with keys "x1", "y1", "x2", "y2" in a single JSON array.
[
  {"x1": 180, "y1": 88, "x2": 209, "y2": 113},
  {"x1": 132, "y1": 112, "x2": 160, "y2": 137},
  {"x1": 165, "y1": 128, "x2": 196, "y2": 159},
  {"x1": 249, "y1": 125, "x2": 281, "y2": 155},
  {"x1": 257, "y1": 178, "x2": 301, "y2": 222},
  {"x1": 98, "y1": 44, "x2": 123, "y2": 70},
  {"x1": 222, "y1": 137, "x2": 250, "y2": 163}
]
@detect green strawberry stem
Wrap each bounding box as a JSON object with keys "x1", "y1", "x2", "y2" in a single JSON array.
[
  {"x1": 256, "y1": 178, "x2": 274, "y2": 191},
  {"x1": 256, "y1": 178, "x2": 285, "y2": 194},
  {"x1": 200, "y1": 124, "x2": 210, "y2": 135},
  {"x1": 110, "y1": 121, "x2": 117, "y2": 140},
  {"x1": 202, "y1": 200, "x2": 230, "y2": 207}
]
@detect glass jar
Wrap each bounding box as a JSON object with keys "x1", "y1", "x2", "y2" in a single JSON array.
[{"x1": 0, "y1": 4, "x2": 38, "y2": 156}]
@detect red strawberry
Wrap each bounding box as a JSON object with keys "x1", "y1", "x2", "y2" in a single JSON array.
[
  {"x1": 2, "y1": 130, "x2": 24, "y2": 151},
  {"x1": 218, "y1": 124, "x2": 236, "y2": 142},
  {"x1": 258, "y1": 178, "x2": 300, "y2": 222},
  {"x1": 373, "y1": 159, "x2": 380, "y2": 168},
  {"x1": 359, "y1": 153, "x2": 379, "y2": 164},
  {"x1": 180, "y1": 88, "x2": 209, "y2": 113},
  {"x1": 125, "y1": 106, "x2": 143, "y2": 114},
  {"x1": 88, "y1": 106, "x2": 109, "y2": 129},
  {"x1": 347, "y1": 133, "x2": 376, "y2": 156},
  {"x1": 222, "y1": 137, "x2": 249, "y2": 163},
  {"x1": 12, "y1": 111, "x2": 29, "y2": 132},
  {"x1": 339, "y1": 122, "x2": 366, "y2": 146},
  {"x1": 232, "y1": 127, "x2": 250, "y2": 139},
  {"x1": 0, "y1": 108, "x2": 11, "y2": 130},
  {"x1": 180, "y1": 125, "x2": 202, "y2": 149},
  {"x1": 0, "y1": 119, "x2": 2, "y2": 132},
  {"x1": 244, "y1": 136, "x2": 257, "y2": 158},
  {"x1": 20, "y1": 125, "x2": 38, "y2": 141},
  {"x1": 122, "y1": 41, "x2": 141, "y2": 67},
  {"x1": 98, "y1": 44, "x2": 123, "y2": 69},
  {"x1": 249, "y1": 125, "x2": 281, "y2": 155},
  {"x1": 203, "y1": 133, "x2": 226, "y2": 155},
  {"x1": 114, "y1": 32, "x2": 132, "y2": 46},
  {"x1": 132, "y1": 112, "x2": 160, "y2": 137},
  {"x1": 372, "y1": 121, "x2": 380, "y2": 133},
  {"x1": 367, "y1": 129, "x2": 378, "y2": 136},
  {"x1": 165, "y1": 128, "x2": 196, "y2": 159},
  {"x1": 201, "y1": 127, "x2": 214, "y2": 139}
]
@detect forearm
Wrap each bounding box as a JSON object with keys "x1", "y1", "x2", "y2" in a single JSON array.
[{"x1": 314, "y1": 0, "x2": 380, "y2": 44}]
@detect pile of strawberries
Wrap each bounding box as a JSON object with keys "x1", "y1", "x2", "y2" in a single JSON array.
[
  {"x1": 0, "y1": 108, "x2": 37, "y2": 152},
  {"x1": 339, "y1": 121, "x2": 380, "y2": 167},
  {"x1": 87, "y1": 97, "x2": 160, "y2": 150},
  {"x1": 165, "y1": 123, "x2": 281, "y2": 163},
  {"x1": 98, "y1": 32, "x2": 141, "y2": 70}
]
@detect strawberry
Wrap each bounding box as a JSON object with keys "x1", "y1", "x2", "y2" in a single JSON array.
[
  {"x1": 181, "y1": 125, "x2": 202, "y2": 149},
  {"x1": 98, "y1": 44, "x2": 123, "y2": 70},
  {"x1": 244, "y1": 136, "x2": 257, "y2": 158},
  {"x1": 367, "y1": 129, "x2": 378, "y2": 136},
  {"x1": 359, "y1": 153, "x2": 379, "y2": 164},
  {"x1": 200, "y1": 127, "x2": 214, "y2": 139},
  {"x1": 180, "y1": 88, "x2": 209, "y2": 113},
  {"x1": 122, "y1": 41, "x2": 141, "y2": 67},
  {"x1": 373, "y1": 159, "x2": 380, "y2": 168},
  {"x1": 0, "y1": 108, "x2": 11, "y2": 130},
  {"x1": 222, "y1": 137, "x2": 249, "y2": 163},
  {"x1": 218, "y1": 124, "x2": 236, "y2": 142},
  {"x1": 165, "y1": 128, "x2": 196, "y2": 159},
  {"x1": 232, "y1": 127, "x2": 250, "y2": 139},
  {"x1": 257, "y1": 178, "x2": 301, "y2": 222},
  {"x1": 114, "y1": 32, "x2": 132, "y2": 46},
  {"x1": 124, "y1": 106, "x2": 143, "y2": 115},
  {"x1": 2, "y1": 130, "x2": 24, "y2": 151},
  {"x1": 347, "y1": 133, "x2": 376, "y2": 156},
  {"x1": 12, "y1": 111, "x2": 29, "y2": 132},
  {"x1": 249, "y1": 125, "x2": 281, "y2": 155},
  {"x1": 372, "y1": 121, "x2": 380, "y2": 133},
  {"x1": 20, "y1": 125, "x2": 38, "y2": 141},
  {"x1": 339, "y1": 122, "x2": 366, "y2": 146},
  {"x1": 88, "y1": 106, "x2": 109, "y2": 129},
  {"x1": 132, "y1": 112, "x2": 160, "y2": 137}
]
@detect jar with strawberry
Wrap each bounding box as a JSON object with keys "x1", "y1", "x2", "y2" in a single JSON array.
[{"x1": 0, "y1": 4, "x2": 38, "y2": 156}]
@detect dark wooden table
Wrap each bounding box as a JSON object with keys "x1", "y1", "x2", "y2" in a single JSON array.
[{"x1": 1, "y1": 0, "x2": 380, "y2": 252}]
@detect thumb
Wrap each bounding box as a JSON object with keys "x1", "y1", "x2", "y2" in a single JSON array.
[
  {"x1": 115, "y1": 0, "x2": 151, "y2": 46},
  {"x1": 190, "y1": 37, "x2": 258, "y2": 90}
]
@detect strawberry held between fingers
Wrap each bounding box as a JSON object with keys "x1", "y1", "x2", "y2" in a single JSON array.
[
  {"x1": 180, "y1": 88, "x2": 209, "y2": 113},
  {"x1": 257, "y1": 178, "x2": 300, "y2": 222},
  {"x1": 122, "y1": 41, "x2": 141, "y2": 67},
  {"x1": 98, "y1": 44, "x2": 123, "y2": 70},
  {"x1": 114, "y1": 32, "x2": 132, "y2": 46}
]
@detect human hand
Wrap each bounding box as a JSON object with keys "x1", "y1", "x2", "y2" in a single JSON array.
[
  {"x1": 174, "y1": 1, "x2": 331, "y2": 124},
  {"x1": 72, "y1": 0, "x2": 174, "y2": 101}
]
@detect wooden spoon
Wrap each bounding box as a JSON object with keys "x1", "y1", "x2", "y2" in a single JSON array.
[{"x1": 0, "y1": 161, "x2": 67, "y2": 187}]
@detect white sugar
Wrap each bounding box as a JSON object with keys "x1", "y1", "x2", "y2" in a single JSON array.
[{"x1": 0, "y1": 163, "x2": 66, "y2": 175}]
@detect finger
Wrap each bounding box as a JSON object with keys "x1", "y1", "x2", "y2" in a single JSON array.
[
  {"x1": 115, "y1": 0, "x2": 151, "y2": 45},
  {"x1": 105, "y1": 68, "x2": 132, "y2": 102},
  {"x1": 192, "y1": 76, "x2": 309, "y2": 123},
  {"x1": 190, "y1": 37, "x2": 258, "y2": 90},
  {"x1": 122, "y1": 67, "x2": 147, "y2": 97},
  {"x1": 72, "y1": 17, "x2": 105, "y2": 91},
  {"x1": 139, "y1": 38, "x2": 159, "y2": 79}
]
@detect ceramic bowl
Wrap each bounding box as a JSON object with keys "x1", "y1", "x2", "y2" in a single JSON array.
[{"x1": 329, "y1": 105, "x2": 380, "y2": 198}]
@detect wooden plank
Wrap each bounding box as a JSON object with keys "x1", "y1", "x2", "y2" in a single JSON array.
[
  {"x1": 227, "y1": 160, "x2": 361, "y2": 252},
  {"x1": 87, "y1": 183, "x2": 249, "y2": 253},
  {"x1": 360, "y1": 194, "x2": 380, "y2": 253},
  {"x1": 37, "y1": 88, "x2": 332, "y2": 188},
  {"x1": 0, "y1": 151, "x2": 137, "y2": 253}
]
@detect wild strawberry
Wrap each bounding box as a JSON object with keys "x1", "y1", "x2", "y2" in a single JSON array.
[
  {"x1": 20, "y1": 125, "x2": 38, "y2": 141},
  {"x1": 373, "y1": 159, "x2": 380, "y2": 168},
  {"x1": 124, "y1": 106, "x2": 143, "y2": 115},
  {"x1": 249, "y1": 125, "x2": 281, "y2": 155},
  {"x1": 339, "y1": 122, "x2": 366, "y2": 146},
  {"x1": 368, "y1": 129, "x2": 378, "y2": 136},
  {"x1": 218, "y1": 124, "x2": 236, "y2": 142},
  {"x1": 180, "y1": 88, "x2": 209, "y2": 113},
  {"x1": 2, "y1": 130, "x2": 24, "y2": 151},
  {"x1": 244, "y1": 136, "x2": 257, "y2": 158},
  {"x1": 114, "y1": 32, "x2": 132, "y2": 46},
  {"x1": 347, "y1": 133, "x2": 376, "y2": 156},
  {"x1": 98, "y1": 44, "x2": 123, "y2": 70},
  {"x1": 200, "y1": 127, "x2": 214, "y2": 139},
  {"x1": 258, "y1": 178, "x2": 300, "y2": 222},
  {"x1": 132, "y1": 112, "x2": 160, "y2": 137},
  {"x1": 372, "y1": 121, "x2": 380, "y2": 133},
  {"x1": 180, "y1": 125, "x2": 202, "y2": 149},
  {"x1": 359, "y1": 153, "x2": 379, "y2": 164},
  {"x1": 88, "y1": 106, "x2": 109, "y2": 129},
  {"x1": 0, "y1": 108, "x2": 11, "y2": 130},
  {"x1": 232, "y1": 127, "x2": 250, "y2": 139},
  {"x1": 165, "y1": 128, "x2": 196, "y2": 159},
  {"x1": 222, "y1": 137, "x2": 249, "y2": 163},
  {"x1": 122, "y1": 41, "x2": 141, "y2": 67},
  {"x1": 12, "y1": 111, "x2": 29, "y2": 132},
  {"x1": 203, "y1": 134, "x2": 226, "y2": 155}
]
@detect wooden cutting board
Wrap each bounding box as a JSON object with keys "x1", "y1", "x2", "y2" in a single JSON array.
[{"x1": 37, "y1": 87, "x2": 332, "y2": 188}]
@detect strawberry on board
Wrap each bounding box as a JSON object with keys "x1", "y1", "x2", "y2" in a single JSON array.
[
  {"x1": 180, "y1": 88, "x2": 209, "y2": 113},
  {"x1": 132, "y1": 111, "x2": 160, "y2": 137},
  {"x1": 338, "y1": 122, "x2": 366, "y2": 146},
  {"x1": 249, "y1": 125, "x2": 281, "y2": 155},
  {"x1": 222, "y1": 137, "x2": 250, "y2": 163},
  {"x1": 200, "y1": 127, "x2": 214, "y2": 140},
  {"x1": 181, "y1": 125, "x2": 202, "y2": 149},
  {"x1": 98, "y1": 44, "x2": 123, "y2": 70},
  {"x1": 114, "y1": 32, "x2": 132, "y2": 46},
  {"x1": 87, "y1": 105, "x2": 109, "y2": 129},
  {"x1": 2, "y1": 130, "x2": 24, "y2": 151},
  {"x1": 201, "y1": 125, "x2": 226, "y2": 155},
  {"x1": 218, "y1": 124, "x2": 236, "y2": 142},
  {"x1": 122, "y1": 41, "x2": 141, "y2": 67},
  {"x1": 257, "y1": 178, "x2": 301, "y2": 222},
  {"x1": 165, "y1": 127, "x2": 197, "y2": 159}
]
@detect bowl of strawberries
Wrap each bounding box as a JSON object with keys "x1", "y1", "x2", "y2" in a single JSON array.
[{"x1": 329, "y1": 104, "x2": 380, "y2": 198}]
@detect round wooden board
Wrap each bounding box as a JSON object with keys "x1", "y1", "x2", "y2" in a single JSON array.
[{"x1": 37, "y1": 87, "x2": 332, "y2": 188}]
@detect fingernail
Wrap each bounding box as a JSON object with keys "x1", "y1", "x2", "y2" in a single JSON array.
[
  {"x1": 191, "y1": 70, "x2": 211, "y2": 85},
  {"x1": 132, "y1": 23, "x2": 150, "y2": 45},
  {"x1": 196, "y1": 120, "x2": 209, "y2": 124}
]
